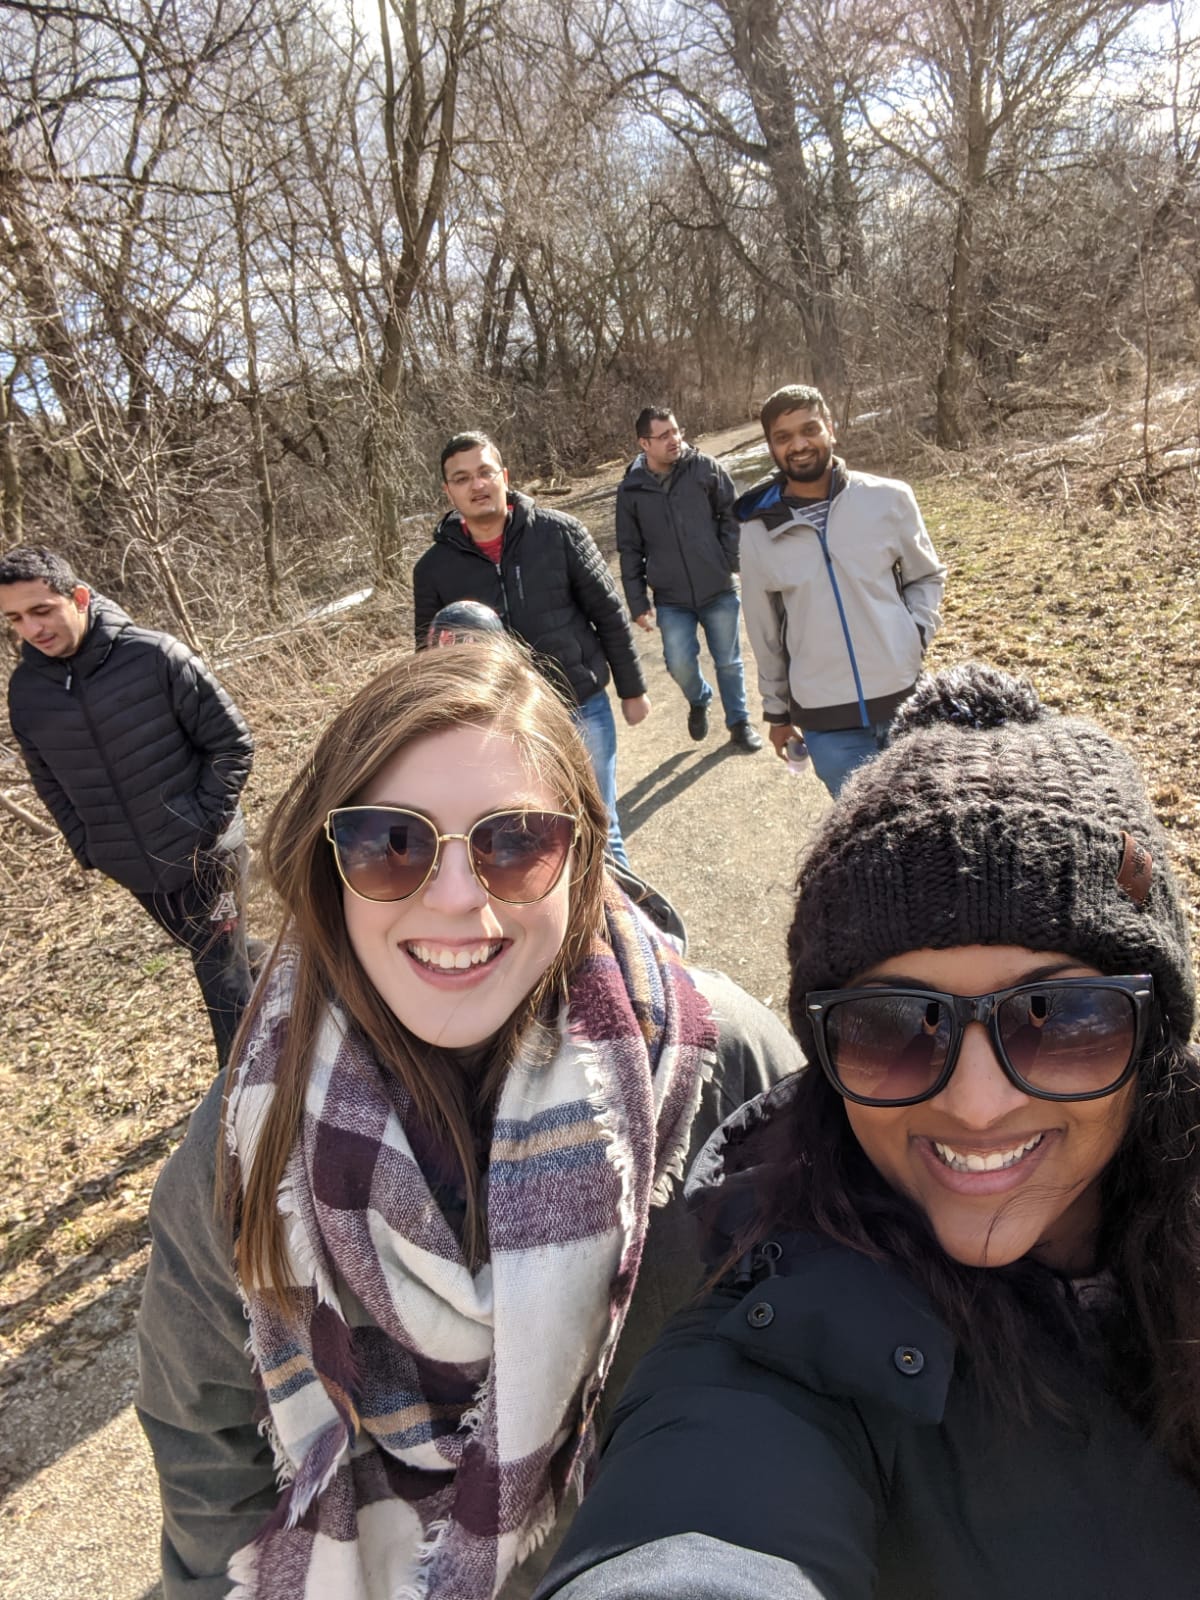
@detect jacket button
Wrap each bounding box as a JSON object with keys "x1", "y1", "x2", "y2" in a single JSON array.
[
  {"x1": 893, "y1": 1345, "x2": 924, "y2": 1375},
  {"x1": 746, "y1": 1301, "x2": 775, "y2": 1329}
]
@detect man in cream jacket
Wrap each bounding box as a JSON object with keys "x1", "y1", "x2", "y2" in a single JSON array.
[{"x1": 735, "y1": 385, "x2": 947, "y2": 795}]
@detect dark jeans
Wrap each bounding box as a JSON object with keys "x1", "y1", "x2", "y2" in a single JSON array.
[{"x1": 133, "y1": 849, "x2": 253, "y2": 1068}]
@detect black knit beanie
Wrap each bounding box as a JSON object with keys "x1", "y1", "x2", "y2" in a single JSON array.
[{"x1": 787, "y1": 664, "x2": 1195, "y2": 1053}]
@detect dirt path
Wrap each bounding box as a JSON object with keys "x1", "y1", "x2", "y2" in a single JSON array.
[{"x1": 0, "y1": 424, "x2": 828, "y2": 1600}]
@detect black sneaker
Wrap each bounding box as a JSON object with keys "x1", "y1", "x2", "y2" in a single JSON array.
[
  {"x1": 729, "y1": 720, "x2": 764, "y2": 753},
  {"x1": 687, "y1": 703, "x2": 709, "y2": 741}
]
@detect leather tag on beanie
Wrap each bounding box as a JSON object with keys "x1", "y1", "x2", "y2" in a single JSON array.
[{"x1": 1117, "y1": 832, "x2": 1153, "y2": 905}]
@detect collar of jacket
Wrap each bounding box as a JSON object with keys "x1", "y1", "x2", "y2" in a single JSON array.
[
  {"x1": 20, "y1": 592, "x2": 131, "y2": 680},
  {"x1": 433, "y1": 492, "x2": 530, "y2": 551},
  {"x1": 715, "y1": 1233, "x2": 955, "y2": 1424},
  {"x1": 686, "y1": 1074, "x2": 953, "y2": 1422},
  {"x1": 733, "y1": 456, "x2": 848, "y2": 529},
  {"x1": 621, "y1": 443, "x2": 696, "y2": 492}
]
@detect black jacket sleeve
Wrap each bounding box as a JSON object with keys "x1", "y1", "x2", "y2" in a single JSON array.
[
  {"x1": 8, "y1": 693, "x2": 91, "y2": 867},
  {"x1": 412, "y1": 549, "x2": 442, "y2": 649},
  {"x1": 614, "y1": 489, "x2": 650, "y2": 620},
  {"x1": 136, "y1": 1078, "x2": 280, "y2": 1598},
  {"x1": 561, "y1": 518, "x2": 646, "y2": 700},
  {"x1": 535, "y1": 1297, "x2": 883, "y2": 1600},
  {"x1": 161, "y1": 647, "x2": 254, "y2": 839},
  {"x1": 711, "y1": 462, "x2": 741, "y2": 572}
]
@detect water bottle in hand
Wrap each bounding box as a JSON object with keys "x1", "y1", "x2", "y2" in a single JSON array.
[{"x1": 786, "y1": 736, "x2": 810, "y2": 774}]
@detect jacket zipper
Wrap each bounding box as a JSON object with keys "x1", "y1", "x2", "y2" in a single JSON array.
[
  {"x1": 650, "y1": 465, "x2": 701, "y2": 612},
  {"x1": 73, "y1": 663, "x2": 161, "y2": 881}
]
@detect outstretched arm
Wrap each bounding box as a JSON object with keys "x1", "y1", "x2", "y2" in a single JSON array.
[{"x1": 535, "y1": 1297, "x2": 883, "y2": 1600}]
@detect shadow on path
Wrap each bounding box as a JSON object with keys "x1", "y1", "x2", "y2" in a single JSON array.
[
  {"x1": 621, "y1": 745, "x2": 736, "y2": 838},
  {"x1": 0, "y1": 1276, "x2": 145, "y2": 1502},
  {"x1": 1, "y1": 1112, "x2": 189, "y2": 1288}
]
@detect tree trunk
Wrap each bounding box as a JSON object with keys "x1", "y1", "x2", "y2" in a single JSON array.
[
  {"x1": 0, "y1": 377, "x2": 23, "y2": 542},
  {"x1": 233, "y1": 186, "x2": 281, "y2": 615},
  {"x1": 726, "y1": 0, "x2": 843, "y2": 390},
  {"x1": 935, "y1": 189, "x2": 976, "y2": 449}
]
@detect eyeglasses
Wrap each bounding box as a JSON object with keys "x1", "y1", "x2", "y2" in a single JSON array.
[
  {"x1": 325, "y1": 806, "x2": 577, "y2": 904},
  {"x1": 646, "y1": 428, "x2": 682, "y2": 444},
  {"x1": 445, "y1": 465, "x2": 504, "y2": 488},
  {"x1": 805, "y1": 976, "x2": 1153, "y2": 1106}
]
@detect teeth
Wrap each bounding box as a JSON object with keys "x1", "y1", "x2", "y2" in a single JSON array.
[
  {"x1": 932, "y1": 1134, "x2": 1044, "y2": 1174},
  {"x1": 409, "y1": 942, "x2": 499, "y2": 971}
]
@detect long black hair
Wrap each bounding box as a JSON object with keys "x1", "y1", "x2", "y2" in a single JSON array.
[{"x1": 701, "y1": 949, "x2": 1200, "y2": 1491}]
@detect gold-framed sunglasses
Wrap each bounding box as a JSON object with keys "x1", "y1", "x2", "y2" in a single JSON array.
[{"x1": 324, "y1": 805, "x2": 578, "y2": 904}]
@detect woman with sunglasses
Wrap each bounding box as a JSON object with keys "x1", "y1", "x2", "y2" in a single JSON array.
[
  {"x1": 535, "y1": 663, "x2": 1200, "y2": 1600},
  {"x1": 135, "y1": 641, "x2": 798, "y2": 1600}
]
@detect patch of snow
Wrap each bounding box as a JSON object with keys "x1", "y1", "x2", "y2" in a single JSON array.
[
  {"x1": 1157, "y1": 381, "x2": 1200, "y2": 405},
  {"x1": 305, "y1": 586, "x2": 374, "y2": 622}
]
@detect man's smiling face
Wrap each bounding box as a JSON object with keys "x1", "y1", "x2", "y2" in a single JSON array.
[
  {"x1": 0, "y1": 578, "x2": 90, "y2": 658},
  {"x1": 767, "y1": 406, "x2": 836, "y2": 489}
]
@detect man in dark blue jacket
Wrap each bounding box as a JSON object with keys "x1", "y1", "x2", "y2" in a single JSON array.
[
  {"x1": 2, "y1": 546, "x2": 255, "y2": 1065},
  {"x1": 615, "y1": 408, "x2": 761, "y2": 753}
]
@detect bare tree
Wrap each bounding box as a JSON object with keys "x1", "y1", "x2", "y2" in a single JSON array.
[{"x1": 857, "y1": 0, "x2": 1148, "y2": 445}]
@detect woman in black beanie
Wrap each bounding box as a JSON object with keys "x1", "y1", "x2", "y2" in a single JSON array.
[{"x1": 534, "y1": 663, "x2": 1200, "y2": 1600}]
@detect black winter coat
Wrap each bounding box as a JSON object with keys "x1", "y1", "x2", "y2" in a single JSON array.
[
  {"x1": 7, "y1": 596, "x2": 254, "y2": 895},
  {"x1": 411, "y1": 494, "x2": 646, "y2": 706},
  {"x1": 537, "y1": 1090, "x2": 1200, "y2": 1600},
  {"x1": 614, "y1": 447, "x2": 739, "y2": 617}
]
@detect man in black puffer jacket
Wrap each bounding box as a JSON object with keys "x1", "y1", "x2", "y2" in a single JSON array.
[
  {"x1": 412, "y1": 432, "x2": 650, "y2": 870},
  {"x1": 2, "y1": 546, "x2": 255, "y2": 1065}
]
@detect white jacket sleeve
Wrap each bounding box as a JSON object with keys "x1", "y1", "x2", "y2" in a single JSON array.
[
  {"x1": 738, "y1": 528, "x2": 793, "y2": 723},
  {"x1": 895, "y1": 486, "x2": 947, "y2": 647}
]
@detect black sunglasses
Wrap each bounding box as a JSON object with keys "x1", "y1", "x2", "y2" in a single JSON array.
[
  {"x1": 325, "y1": 806, "x2": 577, "y2": 905},
  {"x1": 805, "y1": 976, "x2": 1153, "y2": 1107}
]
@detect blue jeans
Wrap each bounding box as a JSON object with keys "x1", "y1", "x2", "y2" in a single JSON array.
[
  {"x1": 572, "y1": 689, "x2": 631, "y2": 870},
  {"x1": 804, "y1": 722, "x2": 890, "y2": 798},
  {"x1": 656, "y1": 590, "x2": 748, "y2": 728}
]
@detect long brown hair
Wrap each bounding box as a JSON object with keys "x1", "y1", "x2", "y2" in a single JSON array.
[{"x1": 227, "y1": 642, "x2": 609, "y2": 1296}]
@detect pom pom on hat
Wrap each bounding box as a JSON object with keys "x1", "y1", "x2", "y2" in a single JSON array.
[{"x1": 892, "y1": 662, "x2": 1043, "y2": 736}]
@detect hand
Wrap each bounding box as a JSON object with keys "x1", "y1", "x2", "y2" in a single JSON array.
[
  {"x1": 769, "y1": 723, "x2": 798, "y2": 761},
  {"x1": 622, "y1": 694, "x2": 651, "y2": 726},
  {"x1": 634, "y1": 610, "x2": 656, "y2": 631}
]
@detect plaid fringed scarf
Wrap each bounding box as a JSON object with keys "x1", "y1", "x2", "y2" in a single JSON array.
[{"x1": 225, "y1": 883, "x2": 717, "y2": 1600}]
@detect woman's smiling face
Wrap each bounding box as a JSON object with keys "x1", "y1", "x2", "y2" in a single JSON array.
[
  {"x1": 843, "y1": 945, "x2": 1137, "y2": 1273},
  {"x1": 342, "y1": 724, "x2": 572, "y2": 1050}
]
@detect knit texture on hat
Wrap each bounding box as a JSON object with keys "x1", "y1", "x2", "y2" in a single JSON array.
[{"x1": 787, "y1": 666, "x2": 1195, "y2": 1049}]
